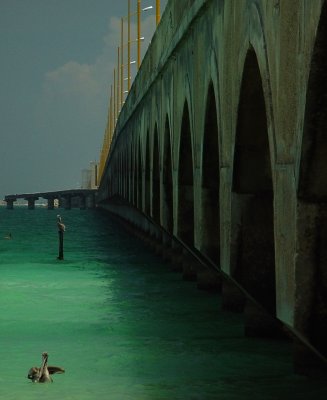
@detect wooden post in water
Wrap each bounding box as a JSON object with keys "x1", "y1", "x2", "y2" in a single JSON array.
[{"x1": 57, "y1": 215, "x2": 65, "y2": 260}]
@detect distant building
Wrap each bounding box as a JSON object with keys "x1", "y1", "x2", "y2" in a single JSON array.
[
  {"x1": 81, "y1": 161, "x2": 98, "y2": 189},
  {"x1": 90, "y1": 161, "x2": 98, "y2": 189}
]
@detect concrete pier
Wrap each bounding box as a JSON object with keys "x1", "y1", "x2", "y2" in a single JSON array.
[
  {"x1": 25, "y1": 197, "x2": 38, "y2": 210},
  {"x1": 4, "y1": 189, "x2": 97, "y2": 210}
]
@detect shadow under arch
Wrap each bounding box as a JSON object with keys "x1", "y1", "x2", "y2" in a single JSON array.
[
  {"x1": 152, "y1": 124, "x2": 160, "y2": 223},
  {"x1": 178, "y1": 100, "x2": 194, "y2": 248},
  {"x1": 231, "y1": 47, "x2": 276, "y2": 315},
  {"x1": 297, "y1": 1, "x2": 327, "y2": 358},
  {"x1": 201, "y1": 81, "x2": 220, "y2": 265},
  {"x1": 127, "y1": 143, "x2": 133, "y2": 203},
  {"x1": 162, "y1": 115, "x2": 173, "y2": 234},
  {"x1": 144, "y1": 130, "x2": 151, "y2": 214},
  {"x1": 137, "y1": 141, "x2": 142, "y2": 209},
  {"x1": 132, "y1": 140, "x2": 138, "y2": 206}
]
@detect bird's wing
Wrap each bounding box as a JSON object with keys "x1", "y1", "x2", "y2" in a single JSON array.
[{"x1": 48, "y1": 366, "x2": 65, "y2": 374}]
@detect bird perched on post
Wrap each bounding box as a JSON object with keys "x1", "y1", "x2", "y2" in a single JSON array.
[
  {"x1": 27, "y1": 352, "x2": 65, "y2": 383},
  {"x1": 57, "y1": 215, "x2": 65, "y2": 232}
]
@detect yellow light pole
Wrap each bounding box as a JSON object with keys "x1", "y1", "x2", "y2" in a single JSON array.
[
  {"x1": 156, "y1": 0, "x2": 160, "y2": 25},
  {"x1": 110, "y1": 84, "x2": 113, "y2": 143},
  {"x1": 113, "y1": 69, "x2": 116, "y2": 124},
  {"x1": 137, "y1": 0, "x2": 141, "y2": 69},
  {"x1": 121, "y1": 18, "x2": 124, "y2": 109},
  {"x1": 117, "y1": 46, "x2": 120, "y2": 117},
  {"x1": 128, "y1": 0, "x2": 131, "y2": 91},
  {"x1": 136, "y1": 0, "x2": 160, "y2": 68}
]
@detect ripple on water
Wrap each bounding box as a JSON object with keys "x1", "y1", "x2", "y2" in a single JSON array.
[{"x1": 0, "y1": 207, "x2": 326, "y2": 399}]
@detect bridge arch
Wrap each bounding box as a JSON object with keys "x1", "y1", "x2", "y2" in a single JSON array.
[
  {"x1": 152, "y1": 123, "x2": 160, "y2": 223},
  {"x1": 120, "y1": 151, "x2": 124, "y2": 197},
  {"x1": 122, "y1": 145, "x2": 126, "y2": 199},
  {"x1": 231, "y1": 47, "x2": 276, "y2": 314},
  {"x1": 177, "y1": 100, "x2": 194, "y2": 247},
  {"x1": 144, "y1": 129, "x2": 151, "y2": 214},
  {"x1": 127, "y1": 142, "x2": 133, "y2": 202},
  {"x1": 297, "y1": 1, "x2": 327, "y2": 357},
  {"x1": 200, "y1": 81, "x2": 220, "y2": 264},
  {"x1": 162, "y1": 114, "x2": 174, "y2": 234},
  {"x1": 137, "y1": 140, "x2": 143, "y2": 209},
  {"x1": 132, "y1": 138, "x2": 138, "y2": 206}
]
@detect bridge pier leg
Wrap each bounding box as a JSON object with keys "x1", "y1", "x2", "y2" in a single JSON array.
[
  {"x1": 243, "y1": 300, "x2": 285, "y2": 338},
  {"x1": 86, "y1": 194, "x2": 95, "y2": 209},
  {"x1": 221, "y1": 278, "x2": 245, "y2": 313},
  {"x1": 64, "y1": 196, "x2": 71, "y2": 210},
  {"x1": 47, "y1": 198, "x2": 55, "y2": 210},
  {"x1": 79, "y1": 196, "x2": 86, "y2": 209},
  {"x1": 197, "y1": 268, "x2": 221, "y2": 292},
  {"x1": 182, "y1": 250, "x2": 199, "y2": 281},
  {"x1": 293, "y1": 340, "x2": 327, "y2": 377},
  {"x1": 170, "y1": 240, "x2": 184, "y2": 272},
  {"x1": 26, "y1": 198, "x2": 37, "y2": 210},
  {"x1": 161, "y1": 234, "x2": 175, "y2": 263},
  {"x1": 5, "y1": 199, "x2": 15, "y2": 209}
]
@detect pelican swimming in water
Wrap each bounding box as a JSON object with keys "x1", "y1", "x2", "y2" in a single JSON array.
[{"x1": 27, "y1": 352, "x2": 65, "y2": 383}]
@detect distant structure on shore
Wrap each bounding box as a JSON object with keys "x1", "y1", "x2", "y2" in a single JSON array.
[{"x1": 81, "y1": 161, "x2": 98, "y2": 190}]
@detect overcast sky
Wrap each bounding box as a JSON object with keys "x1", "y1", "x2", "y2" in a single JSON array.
[{"x1": 0, "y1": 0, "x2": 167, "y2": 199}]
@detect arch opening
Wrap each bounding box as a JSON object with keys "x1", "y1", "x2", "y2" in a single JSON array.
[
  {"x1": 201, "y1": 82, "x2": 220, "y2": 264},
  {"x1": 152, "y1": 125, "x2": 160, "y2": 223},
  {"x1": 145, "y1": 131, "x2": 151, "y2": 214},
  {"x1": 137, "y1": 143, "x2": 142, "y2": 209},
  {"x1": 178, "y1": 101, "x2": 194, "y2": 247},
  {"x1": 127, "y1": 145, "x2": 133, "y2": 203},
  {"x1": 162, "y1": 116, "x2": 174, "y2": 233},
  {"x1": 132, "y1": 144, "x2": 137, "y2": 206},
  {"x1": 231, "y1": 48, "x2": 276, "y2": 314}
]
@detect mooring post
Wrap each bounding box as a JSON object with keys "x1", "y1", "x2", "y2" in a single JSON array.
[{"x1": 57, "y1": 215, "x2": 65, "y2": 260}]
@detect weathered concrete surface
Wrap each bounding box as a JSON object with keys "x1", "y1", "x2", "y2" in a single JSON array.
[{"x1": 97, "y1": 0, "x2": 327, "y2": 370}]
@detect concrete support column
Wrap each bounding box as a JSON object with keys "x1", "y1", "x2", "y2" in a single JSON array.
[
  {"x1": 193, "y1": 168, "x2": 202, "y2": 250},
  {"x1": 170, "y1": 239, "x2": 183, "y2": 272},
  {"x1": 197, "y1": 267, "x2": 221, "y2": 292},
  {"x1": 274, "y1": 164, "x2": 296, "y2": 325},
  {"x1": 79, "y1": 196, "x2": 86, "y2": 209},
  {"x1": 182, "y1": 250, "x2": 198, "y2": 281},
  {"x1": 221, "y1": 277, "x2": 245, "y2": 313},
  {"x1": 243, "y1": 300, "x2": 285, "y2": 338},
  {"x1": 86, "y1": 194, "x2": 95, "y2": 209},
  {"x1": 161, "y1": 234, "x2": 175, "y2": 263},
  {"x1": 63, "y1": 196, "x2": 71, "y2": 210},
  {"x1": 26, "y1": 197, "x2": 38, "y2": 210},
  {"x1": 219, "y1": 167, "x2": 232, "y2": 274},
  {"x1": 6, "y1": 199, "x2": 15, "y2": 209},
  {"x1": 47, "y1": 198, "x2": 55, "y2": 210}
]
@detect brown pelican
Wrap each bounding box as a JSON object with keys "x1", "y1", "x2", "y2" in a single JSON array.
[
  {"x1": 57, "y1": 215, "x2": 65, "y2": 232},
  {"x1": 27, "y1": 352, "x2": 65, "y2": 383}
]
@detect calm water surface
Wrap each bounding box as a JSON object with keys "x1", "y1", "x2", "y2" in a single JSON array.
[{"x1": 0, "y1": 207, "x2": 326, "y2": 399}]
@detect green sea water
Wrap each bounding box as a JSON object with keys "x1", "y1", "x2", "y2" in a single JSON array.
[{"x1": 0, "y1": 207, "x2": 326, "y2": 400}]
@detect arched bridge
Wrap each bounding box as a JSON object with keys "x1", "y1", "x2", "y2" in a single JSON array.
[
  {"x1": 97, "y1": 0, "x2": 327, "y2": 374},
  {"x1": 4, "y1": 189, "x2": 97, "y2": 210}
]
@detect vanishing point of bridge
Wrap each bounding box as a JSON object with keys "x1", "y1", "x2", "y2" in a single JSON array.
[{"x1": 96, "y1": 0, "x2": 327, "y2": 375}]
